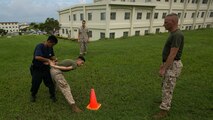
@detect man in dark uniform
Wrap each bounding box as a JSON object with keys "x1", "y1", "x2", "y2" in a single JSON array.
[
  {"x1": 30, "y1": 35, "x2": 58, "y2": 102},
  {"x1": 153, "y1": 13, "x2": 184, "y2": 119}
]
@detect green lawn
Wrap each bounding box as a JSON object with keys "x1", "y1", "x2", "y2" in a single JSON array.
[{"x1": 0, "y1": 29, "x2": 212, "y2": 120}]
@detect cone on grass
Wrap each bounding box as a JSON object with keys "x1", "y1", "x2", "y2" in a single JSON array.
[{"x1": 87, "y1": 88, "x2": 101, "y2": 110}]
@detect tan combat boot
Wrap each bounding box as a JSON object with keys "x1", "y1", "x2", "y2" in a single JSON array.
[
  {"x1": 71, "y1": 104, "x2": 83, "y2": 113},
  {"x1": 152, "y1": 110, "x2": 168, "y2": 119}
]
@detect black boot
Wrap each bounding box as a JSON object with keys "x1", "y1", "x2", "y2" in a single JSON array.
[
  {"x1": 50, "y1": 96, "x2": 57, "y2": 102},
  {"x1": 30, "y1": 95, "x2": 36, "y2": 102}
]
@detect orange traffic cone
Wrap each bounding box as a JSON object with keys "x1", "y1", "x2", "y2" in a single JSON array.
[{"x1": 87, "y1": 88, "x2": 101, "y2": 110}]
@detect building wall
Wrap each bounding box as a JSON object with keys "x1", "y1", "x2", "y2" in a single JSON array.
[
  {"x1": 0, "y1": 22, "x2": 19, "y2": 33},
  {"x1": 58, "y1": 0, "x2": 213, "y2": 41}
]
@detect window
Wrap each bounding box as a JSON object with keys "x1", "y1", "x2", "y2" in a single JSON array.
[
  {"x1": 210, "y1": 12, "x2": 213, "y2": 17},
  {"x1": 180, "y1": 0, "x2": 184, "y2": 3},
  {"x1": 62, "y1": 29, "x2": 65, "y2": 34},
  {"x1": 154, "y1": 13, "x2": 158, "y2": 19},
  {"x1": 197, "y1": 12, "x2": 199, "y2": 18},
  {"x1": 137, "y1": 12, "x2": 142, "y2": 19},
  {"x1": 156, "y1": 28, "x2": 160, "y2": 34},
  {"x1": 165, "y1": 0, "x2": 169, "y2": 2},
  {"x1": 191, "y1": 12, "x2": 195, "y2": 18},
  {"x1": 201, "y1": 12, "x2": 205, "y2": 18},
  {"x1": 100, "y1": 32, "x2": 105, "y2": 39},
  {"x1": 101, "y1": 12, "x2": 106, "y2": 20},
  {"x1": 178, "y1": 13, "x2": 181, "y2": 18},
  {"x1": 135, "y1": 31, "x2": 140, "y2": 36},
  {"x1": 69, "y1": 15, "x2": 71, "y2": 21},
  {"x1": 206, "y1": 24, "x2": 211, "y2": 28},
  {"x1": 66, "y1": 29, "x2": 68, "y2": 34},
  {"x1": 73, "y1": 14, "x2": 76, "y2": 21},
  {"x1": 174, "y1": 0, "x2": 177, "y2": 2},
  {"x1": 202, "y1": 0, "x2": 208, "y2": 4},
  {"x1": 110, "y1": 33, "x2": 115, "y2": 39},
  {"x1": 145, "y1": 30, "x2": 149, "y2": 35},
  {"x1": 111, "y1": 12, "x2": 116, "y2": 20},
  {"x1": 89, "y1": 31, "x2": 92, "y2": 37},
  {"x1": 184, "y1": 13, "x2": 187, "y2": 18},
  {"x1": 146, "y1": 12, "x2": 151, "y2": 19},
  {"x1": 88, "y1": 13, "x2": 92, "y2": 21},
  {"x1": 157, "y1": 0, "x2": 160, "y2": 1},
  {"x1": 162, "y1": 12, "x2": 167, "y2": 19},
  {"x1": 80, "y1": 13, "x2": 84, "y2": 21},
  {"x1": 125, "y1": 12, "x2": 130, "y2": 20},
  {"x1": 123, "y1": 32, "x2": 128, "y2": 37}
]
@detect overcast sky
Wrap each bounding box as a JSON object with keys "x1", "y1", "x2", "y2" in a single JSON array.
[{"x1": 0, "y1": 0, "x2": 93, "y2": 23}]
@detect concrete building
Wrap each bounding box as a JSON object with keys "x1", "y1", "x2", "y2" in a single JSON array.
[
  {"x1": 58, "y1": 0, "x2": 213, "y2": 41},
  {"x1": 0, "y1": 22, "x2": 19, "y2": 33}
]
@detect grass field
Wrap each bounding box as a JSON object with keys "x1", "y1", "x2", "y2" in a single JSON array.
[{"x1": 0, "y1": 29, "x2": 212, "y2": 120}]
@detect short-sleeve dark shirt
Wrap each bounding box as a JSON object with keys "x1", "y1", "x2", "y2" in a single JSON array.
[
  {"x1": 162, "y1": 29, "x2": 184, "y2": 62},
  {"x1": 32, "y1": 43, "x2": 54, "y2": 67}
]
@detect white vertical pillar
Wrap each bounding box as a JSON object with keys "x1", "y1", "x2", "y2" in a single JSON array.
[
  {"x1": 106, "y1": 3, "x2": 110, "y2": 38},
  {"x1": 130, "y1": 6, "x2": 135, "y2": 36}
]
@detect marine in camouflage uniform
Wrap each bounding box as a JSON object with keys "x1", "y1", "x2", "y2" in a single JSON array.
[
  {"x1": 153, "y1": 13, "x2": 184, "y2": 119},
  {"x1": 50, "y1": 57, "x2": 85, "y2": 113},
  {"x1": 78, "y1": 20, "x2": 89, "y2": 55}
]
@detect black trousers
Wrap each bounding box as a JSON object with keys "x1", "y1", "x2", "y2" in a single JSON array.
[{"x1": 30, "y1": 65, "x2": 55, "y2": 97}]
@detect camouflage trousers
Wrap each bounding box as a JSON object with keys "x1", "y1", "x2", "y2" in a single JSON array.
[
  {"x1": 50, "y1": 68, "x2": 75, "y2": 105},
  {"x1": 79, "y1": 41, "x2": 87, "y2": 55},
  {"x1": 160, "y1": 60, "x2": 183, "y2": 111}
]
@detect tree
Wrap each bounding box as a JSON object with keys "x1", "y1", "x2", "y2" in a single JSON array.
[
  {"x1": 43, "y1": 18, "x2": 60, "y2": 35},
  {"x1": 0, "y1": 29, "x2": 7, "y2": 36},
  {"x1": 38, "y1": 23, "x2": 45, "y2": 31}
]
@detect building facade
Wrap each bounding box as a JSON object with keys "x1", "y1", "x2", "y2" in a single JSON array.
[
  {"x1": 0, "y1": 22, "x2": 19, "y2": 33},
  {"x1": 58, "y1": 0, "x2": 213, "y2": 41}
]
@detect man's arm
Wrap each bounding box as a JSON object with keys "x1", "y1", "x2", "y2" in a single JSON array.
[
  {"x1": 49, "y1": 61, "x2": 73, "y2": 71},
  {"x1": 35, "y1": 56, "x2": 51, "y2": 63},
  {"x1": 159, "y1": 47, "x2": 179, "y2": 77}
]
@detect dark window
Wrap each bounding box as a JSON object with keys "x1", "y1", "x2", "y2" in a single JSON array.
[
  {"x1": 100, "y1": 32, "x2": 105, "y2": 39},
  {"x1": 110, "y1": 32, "x2": 115, "y2": 39},
  {"x1": 110, "y1": 12, "x2": 116, "y2": 20},
  {"x1": 191, "y1": 12, "x2": 195, "y2": 18},
  {"x1": 137, "y1": 12, "x2": 142, "y2": 19},
  {"x1": 73, "y1": 14, "x2": 76, "y2": 21},
  {"x1": 156, "y1": 28, "x2": 160, "y2": 34},
  {"x1": 88, "y1": 13, "x2": 92, "y2": 21},
  {"x1": 135, "y1": 31, "x2": 140, "y2": 36},
  {"x1": 89, "y1": 31, "x2": 92, "y2": 37},
  {"x1": 101, "y1": 12, "x2": 106, "y2": 20},
  {"x1": 123, "y1": 32, "x2": 128, "y2": 37},
  {"x1": 80, "y1": 13, "x2": 84, "y2": 21},
  {"x1": 201, "y1": 12, "x2": 205, "y2": 18},
  {"x1": 146, "y1": 13, "x2": 151, "y2": 19},
  {"x1": 202, "y1": 0, "x2": 208, "y2": 4},
  {"x1": 210, "y1": 12, "x2": 213, "y2": 17},
  {"x1": 154, "y1": 13, "x2": 158, "y2": 19},
  {"x1": 125, "y1": 12, "x2": 130, "y2": 20},
  {"x1": 162, "y1": 13, "x2": 167, "y2": 19},
  {"x1": 145, "y1": 30, "x2": 149, "y2": 35}
]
